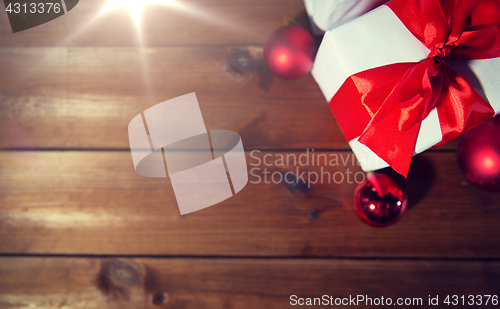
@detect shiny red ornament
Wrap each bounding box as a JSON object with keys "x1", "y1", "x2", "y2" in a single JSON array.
[
  {"x1": 353, "y1": 173, "x2": 408, "y2": 227},
  {"x1": 457, "y1": 115, "x2": 500, "y2": 192},
  {"x1": 264, "y1": 25, "x2": 316, "y2": 79}
]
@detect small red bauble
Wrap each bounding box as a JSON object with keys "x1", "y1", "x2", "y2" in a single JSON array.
[
  {"x1": 457, "y1": 115, "x2": 500, "y2": 192},
  {"x1": 263, "y1": 25, "x2": 316, "y2": 79},
  {"x1": 353, "y1": 173, "x2": 408, "y2": 227}
]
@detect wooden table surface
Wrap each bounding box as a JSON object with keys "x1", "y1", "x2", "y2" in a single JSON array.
[{"x1": 1, "y1": 0, "x2": 499, "y2": 308}]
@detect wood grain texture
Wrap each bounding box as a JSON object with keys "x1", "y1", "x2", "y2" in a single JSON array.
[
  {"x1": 0, "y1": 46, "x2": 460, "y2": 150},
  {"x1": 0, "y1": 0, "x2": 495, "y2": 305},
  {"x1": 1, "y1": 150, "x2": 498, "y2": 257},
  {"x1": 1, "y1": 257, "x2": 499, "y2": 309},
  {"x1": 0, "y1": 0, "x2": 307, "y2": 46},
  {"x1": 0, "y1": 46, "x2": 344, "y2": 149}
]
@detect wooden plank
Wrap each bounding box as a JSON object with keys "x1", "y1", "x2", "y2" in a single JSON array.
[
  {"x1": 1, "y1": 150, "x2": 498, "y2": 257},
  {"x1": 1, "y1": 257, "x2": 499, "y2": 308},
  {"x1": 0, "y1": 46, "x2": 459, "y2": 150},
  {"x1": 0, "y1": 46, "x2": 342, "y2": 149},
  {"x1": 0, "y1": 0, "x2": 307, "y2": 46}
]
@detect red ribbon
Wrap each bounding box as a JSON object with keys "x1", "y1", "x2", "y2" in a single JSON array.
[{"x1": 330, "y1": 0, "x2": 500, "y2": 177}]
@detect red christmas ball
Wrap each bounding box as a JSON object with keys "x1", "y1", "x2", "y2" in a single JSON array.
[
  {"x1": 457, "y1": 115, "x2": 500, "y2": 192},
  {"x1": 353, "y1": 173, "x2": 408, "y2": 227},
  {"x1": 264, "y1": 25, "x2": 316, "y2": 79}
]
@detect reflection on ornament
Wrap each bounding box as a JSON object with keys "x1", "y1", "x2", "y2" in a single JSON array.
[
  {"x1": 264, "y1": 25, "x2": 316, "y2": 79},
  {"x1": 458, "y1": 115, "x2": 500, "y2": 192},
  {"x1": 353, "y1": 173, "x2": 408, "y2": 227}
]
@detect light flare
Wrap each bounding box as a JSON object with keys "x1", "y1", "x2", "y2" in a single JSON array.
[{"x1": 102, "y1": 0, "x2": 179, "y2": 26}]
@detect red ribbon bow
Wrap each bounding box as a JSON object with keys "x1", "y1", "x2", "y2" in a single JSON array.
[{"x1": 330, "y1": 0, "x2": 500, "y2": 177}]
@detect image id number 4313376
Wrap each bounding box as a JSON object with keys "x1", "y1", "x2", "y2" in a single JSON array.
[
  {"x1": 5, "y1": 2, "x2": 61, "y2": 14},
  {"x1": 443, "y1": 295, "x2": 498, "y2": 306}
]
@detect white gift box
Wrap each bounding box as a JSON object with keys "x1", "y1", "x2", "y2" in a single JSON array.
[
  {"x1": 304, "y1": 0, "x2": 388, "y2": 35},
  {"x1": 311, "y1": 5, "x2": 500, "y2": 172}
]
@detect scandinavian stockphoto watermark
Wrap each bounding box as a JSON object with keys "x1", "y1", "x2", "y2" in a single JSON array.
[
  {"x1": 128, "y1": 94, "x2": 368, "y2": 215},
  {"x1": 128, "y1": 93, "x2": 248, "y2": 215},
  {"x1": 248, "y1": 149, "x2": 367, "y2": 187}
]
